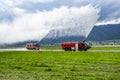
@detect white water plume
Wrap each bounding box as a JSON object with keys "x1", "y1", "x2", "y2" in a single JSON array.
[{"x1": 0, "y1": 5, "x2": 100, "y2": 44}]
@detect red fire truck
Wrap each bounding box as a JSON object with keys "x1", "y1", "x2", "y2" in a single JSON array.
[
  {"x1": 26, "y1": 43, "x2": 40, "y2": 50},
  {"x1": 61, "y1": 41, "x2": 91, "y2": 51}
]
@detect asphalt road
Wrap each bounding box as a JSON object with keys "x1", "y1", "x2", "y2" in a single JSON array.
[{"x1": 0, "y1": 48, "x2": 120, "y2": 52}]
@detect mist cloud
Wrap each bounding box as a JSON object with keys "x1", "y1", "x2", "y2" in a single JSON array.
[{"x1": 0, "y1": 5, "x2": 99, "y2": 45}]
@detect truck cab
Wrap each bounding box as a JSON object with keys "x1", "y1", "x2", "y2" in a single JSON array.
[{"x1": 26, "y1": 43, "x2": 40, "y2": 50}]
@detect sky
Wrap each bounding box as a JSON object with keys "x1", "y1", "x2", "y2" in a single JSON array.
[
  {"x1": 0, "y1": 0, "x2": 120, "y2": 45},
  {"x1": 0, "y1": 0, "x2": 120, "y2": 22}
]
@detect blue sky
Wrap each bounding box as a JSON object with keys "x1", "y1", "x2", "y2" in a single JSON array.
[
  {"x1": 0, "y1": 0, "x2": 120, "y2": 22},
  {"x1": 0, "y1": 0, "x2": 120, "y2": 44}
]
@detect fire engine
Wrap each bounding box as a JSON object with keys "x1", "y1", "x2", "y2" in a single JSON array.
[
  {"x1": 26, "y1": 43, "x2": 40, "y2": 50},
  {"x1": 61, "y1": 41, "x2": 91, "y2": 51}
]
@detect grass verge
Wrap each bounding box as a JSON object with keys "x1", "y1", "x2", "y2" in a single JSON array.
[{"x1": 0, "y1": 51, "x2": 120, "y2": 80}]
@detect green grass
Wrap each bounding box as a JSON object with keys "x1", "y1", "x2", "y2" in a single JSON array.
[
  {"x1": 41, "y1": 45, "x2": 120, "y2": 50},
  {"x1": 41, "y1": 46, "x2": 61, "y2": 50},
  {"x1": 0, "y1": 51, "x2": 120, "y2": 80},
  {"x1": 90, "y1": 46, "x2": 120, "y2": 50}
]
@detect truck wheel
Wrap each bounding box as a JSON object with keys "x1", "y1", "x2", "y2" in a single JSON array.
[
  {"x1": 64, "y1": 48, "x2": 68, "y2": 51},
  {"x1": 69, "y1": 49, "x2": 72, "y2": 51},
  {"x1": 78, "y1": 49, "x2": 82, "y2": 51},
  {"x1": 73, "y1": 49, "x2": 76, "y2": 51},
  {"x1": 84, "y1": 49, "x2": 87, "y2": 51},
  {"x1": 36, "y1": 47, "x2": 39, "y2": 50}
]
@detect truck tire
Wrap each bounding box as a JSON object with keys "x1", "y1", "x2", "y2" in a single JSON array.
[
  {"x1": 64, "y1": 48, "x2": 71, "y2": 51},
  {"x1": 64, "y1": 48, "x2": 68, "y2": 51},
  {"x1": 36, "y1": 47, "x2": 39, "y2": 50},
  {"x1": 84, "y1": 49, "x2": 87, "y2": 51}
]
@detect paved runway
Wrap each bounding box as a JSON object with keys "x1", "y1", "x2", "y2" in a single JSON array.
[
  {"x1": 0, "y1": 48, "x2": 27, "y2": 52},
  {"x1": 0, "y1": 48, "x2": 120, "y2": 52}
]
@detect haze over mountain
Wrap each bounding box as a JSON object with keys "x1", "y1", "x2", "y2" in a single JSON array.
[
  {"x1": 40, "y1": 21, "x2": 120, "y2": 45},
  {"x1": 0, "y1": 0, "x2": 120, "y2": 45}
]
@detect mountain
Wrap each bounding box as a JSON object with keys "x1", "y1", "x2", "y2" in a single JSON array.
[
  {"x1": 40, "y1": 23, "x2": 120, "y2": 45},
  {"x1": 1, "y1": 23, "x2": 120, "y2": 47},
  {"x1": 87, "y1": 24, "x2": 120, "y2": 41}
]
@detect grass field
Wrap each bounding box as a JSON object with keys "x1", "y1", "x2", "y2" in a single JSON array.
[
  {"x1": 0, "y1": 50, "x2": 120, "y2": 80},
  {"x1": 41, "y1": 45, "x2": 120, "y2": 50},
  {"x1": 91, "y1": 46, "x2": 120, "y2": 50}
]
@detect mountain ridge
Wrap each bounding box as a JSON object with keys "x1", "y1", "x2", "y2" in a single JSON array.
[
  {"x1": 0, "y1": 23, "x2": 120, "y2": 47},
  {"x1": 40, "y1": 23, "x2": 120, "y2": 45}
]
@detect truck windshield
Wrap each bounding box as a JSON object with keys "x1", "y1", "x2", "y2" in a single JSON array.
[{"x1": 84, "y1": 42, "x2": 91, "y2": 46}]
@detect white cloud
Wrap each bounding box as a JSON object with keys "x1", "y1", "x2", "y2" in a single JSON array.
[
  {"x1": 4, "y1": 0, "x2": 24, "y2": 7},
  {"x1": 95, "y1": 19, "x2": 120, "y2": 26},
  {"x1": 0, "y1": 5, "x2": 99, "y2": 45},
  {"x1": 13, "y1": 8, "x2": 26, "y2": 15},
  {"x1": 0, "y1": 0, "x2": 25, "y2": 21},
  {"x1": 31, "y1": 0, "x2": 55, "y2": 3}
]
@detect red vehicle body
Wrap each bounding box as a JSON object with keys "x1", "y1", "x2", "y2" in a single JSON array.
[
  {"x1": 61, "y1": 41, "x2": 91, "y2": 51},
  {"x1": 26, "y1": 43, "x2": 40, "y2": 50}
]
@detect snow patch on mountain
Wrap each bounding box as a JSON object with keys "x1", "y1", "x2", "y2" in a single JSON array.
[{"x1": 95, "y1": 19, "x2": 120, "y2": 26}]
